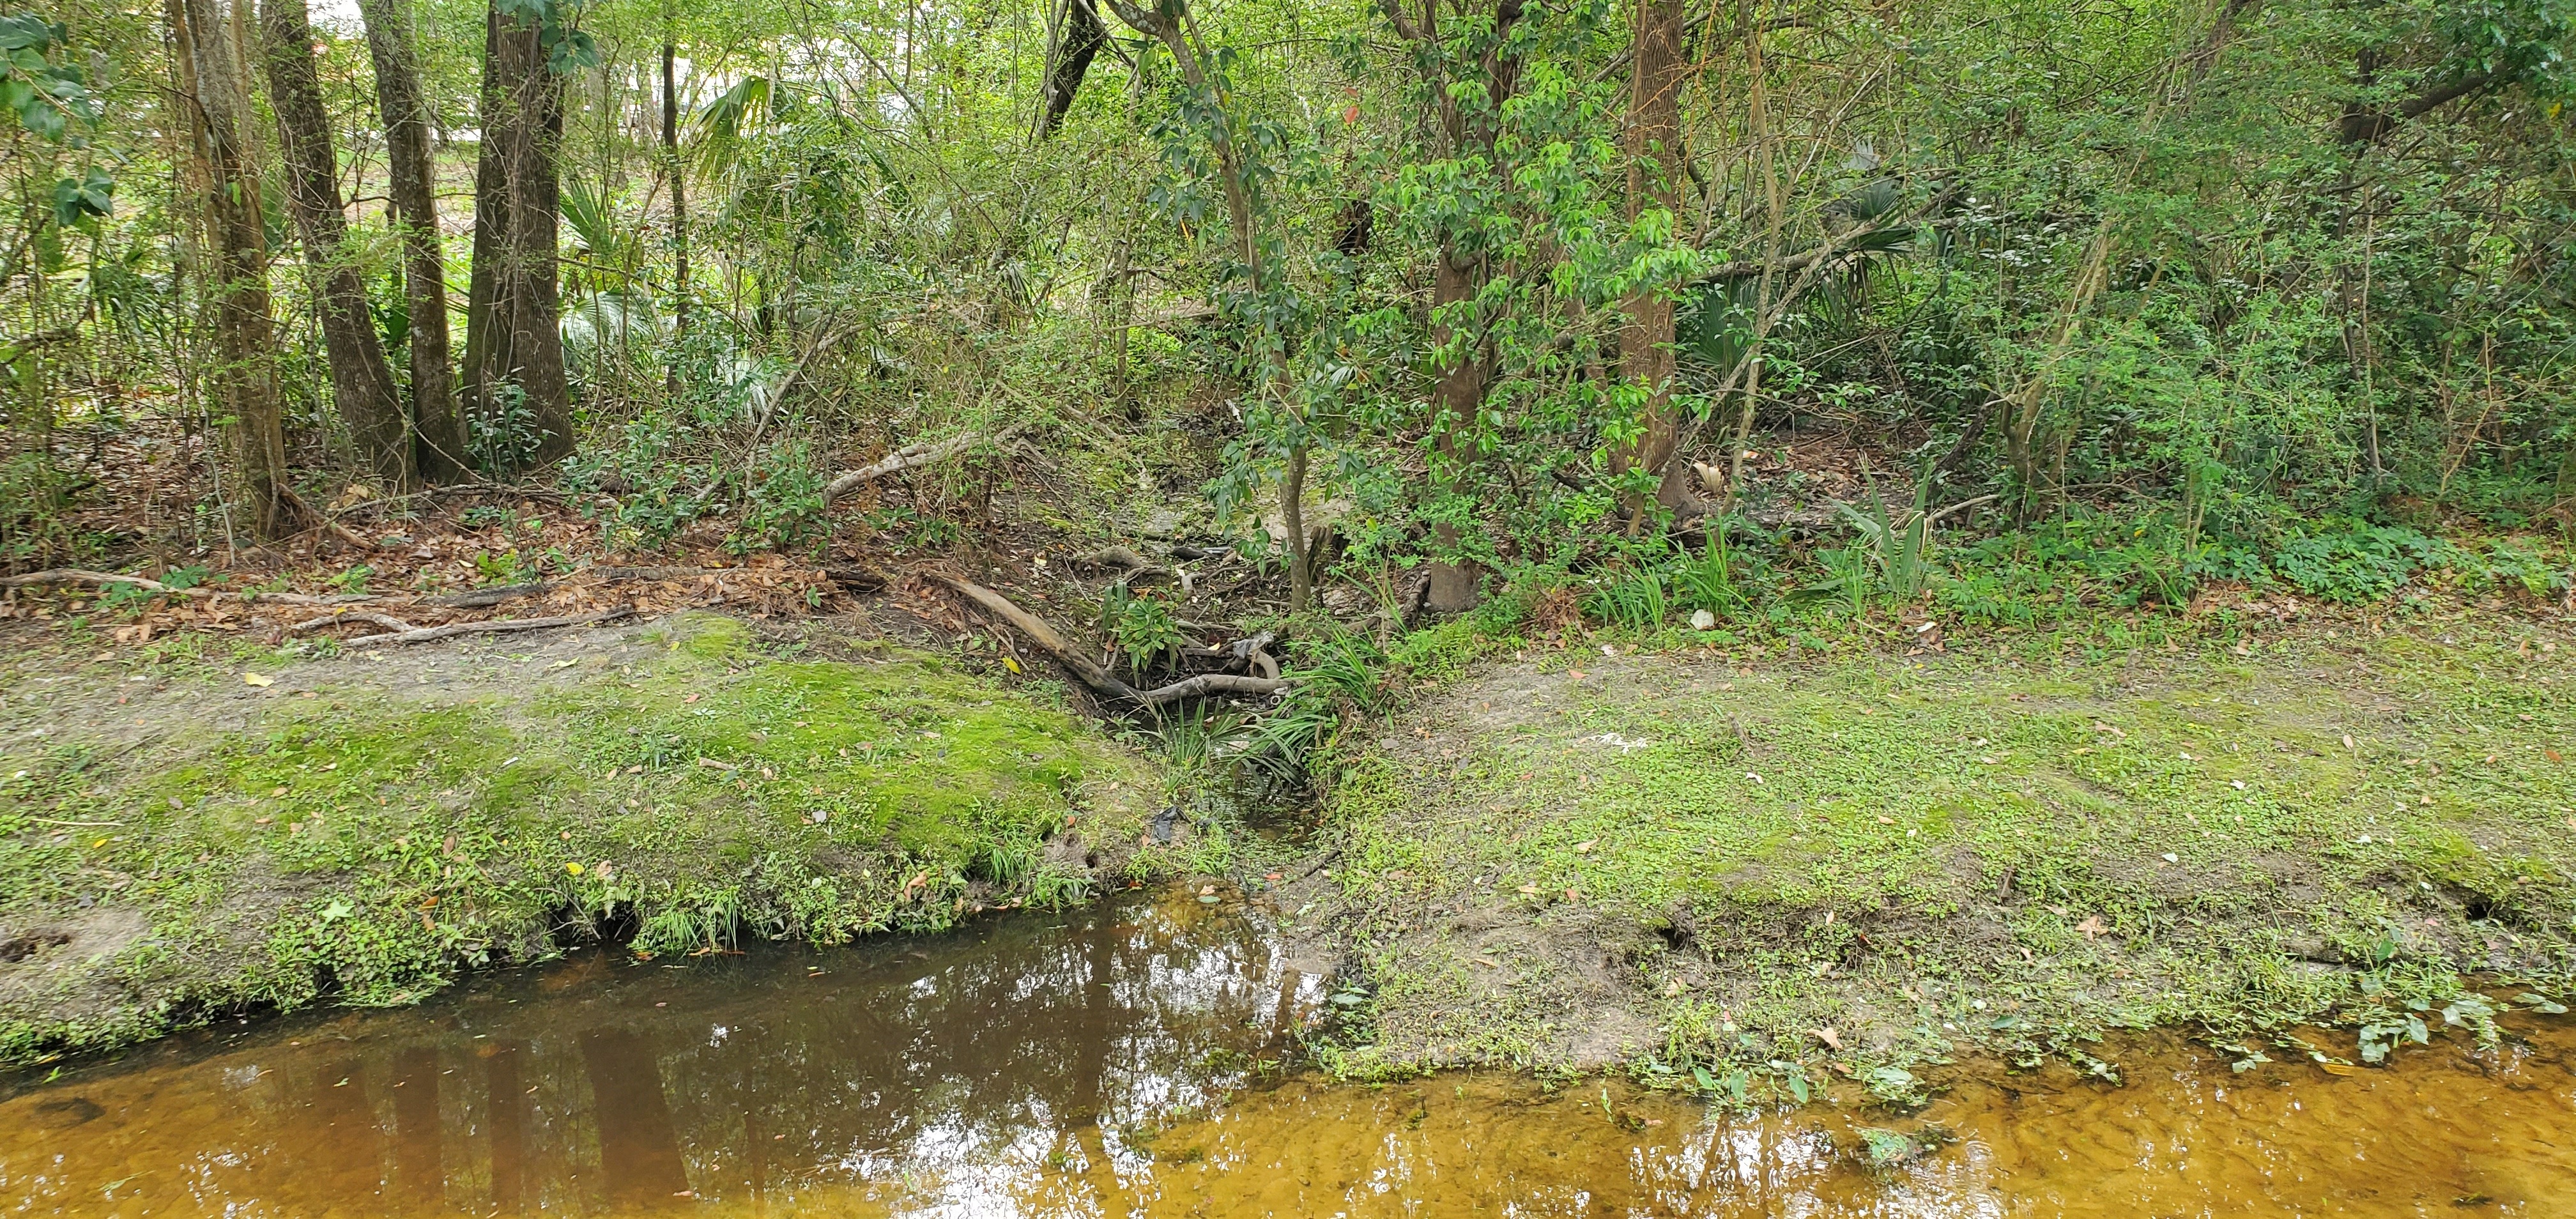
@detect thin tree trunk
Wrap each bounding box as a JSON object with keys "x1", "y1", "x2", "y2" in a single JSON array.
[
  {"x1": 1612, "y1": 0, "x2": 1689, "y2": 514},
  {"x1": 662, "y1": 26, "x2": 688, "y2": 379},
  {"x1": 259, "y1": 0, "x2": 411, "y2": 491},
  {"x1": 357, "y1": 0, "x2": 467, "y2": 481},
  {"x1": 172, "y1": 0, "x2": 295, "y2": 538},
  {"x1": 1281, "y1": 444, "x2": 1311, "y2": 612},
  {"x1": 462, "y1": 1, "x2": 573, "y2": 472}
]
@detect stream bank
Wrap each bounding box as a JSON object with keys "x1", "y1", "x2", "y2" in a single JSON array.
[
  {"x1": 0, "y1": 611, "x2": 1202, "y2": 1062},
  {"x1": 4, "y1": 882, "x2": 2571, "y2": 1215},
  {"x1": 1311, "y1": 615, "x2": 2576, "y2": 1091}
]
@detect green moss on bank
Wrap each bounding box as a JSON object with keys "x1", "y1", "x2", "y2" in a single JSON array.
[
  {"x1": 1319, "y1": 621, "x2": 2576, "y2": 1093},
  {"x1": 0, "y1": 613, "x2": 1187, "y2": 1062}
]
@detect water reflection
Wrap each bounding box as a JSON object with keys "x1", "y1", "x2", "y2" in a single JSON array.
[{"x1": 4, "y1": 885, "x2": 2575, "y2": 1216}]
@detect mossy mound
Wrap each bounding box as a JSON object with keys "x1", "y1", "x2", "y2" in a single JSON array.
[
  {"x1": 0, "y1": 613, "x2": 1190, "y2": 1062},
  {"x1": 1319, "y1": 622, "x2": 2576, "y2": 1092}
]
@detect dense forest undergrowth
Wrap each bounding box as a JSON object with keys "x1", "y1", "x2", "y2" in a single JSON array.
[{"x1": 3, "y1": 0, "x2": 2576, "y2": 1085}]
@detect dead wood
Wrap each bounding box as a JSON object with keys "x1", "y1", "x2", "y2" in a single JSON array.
[
  {"x1": 422, "y1": 581, "x2": 550, "y2": 608},
  {"x1": 932, "y1": 574, "x2": 1291, "y2": 710},
  {"x1": 1130, "y1": 673, "x2": 1294, "y2": 707},
  {"x1": 288, "y1": 610, "x2": 419, "y2": 634},
  {"x1": 343, "y1": 604, "x2": 634, "y2": 647},
  {"x1": 0, "y1": 569, "x2": 374, "y2": 607},
  {"x1": 933, "y1": 573, "x2": 1138, "y2": 702},
  {"x1": 824, "y1": 424, "x2": 1024, "y2": 503}
]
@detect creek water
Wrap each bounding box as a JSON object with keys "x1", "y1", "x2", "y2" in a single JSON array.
[{"x1": 4, "y1": 884, "x2": 2573, "y2": 1216}]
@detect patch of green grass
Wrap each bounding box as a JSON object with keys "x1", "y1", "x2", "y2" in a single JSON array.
[
  {"x1": 0, "y1": 613, "x2": 1190, "y2": 1062},
  {"x1": 1322, "y1": 621, "x2": 2576, "y2": 1086}
]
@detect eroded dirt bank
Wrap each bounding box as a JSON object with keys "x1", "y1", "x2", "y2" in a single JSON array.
[{"x1": 1310, "y1": 622, "x2": 2576, "y2": 1092}]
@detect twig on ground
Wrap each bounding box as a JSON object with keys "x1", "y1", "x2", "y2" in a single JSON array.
[{"x1": 343, "y1": 605, "x2": 636, "y2": 647}]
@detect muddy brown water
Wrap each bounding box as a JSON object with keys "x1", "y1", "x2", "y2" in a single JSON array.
[{"x1": 4, "y1": 887, "x2": 2573, "y2": 1216}]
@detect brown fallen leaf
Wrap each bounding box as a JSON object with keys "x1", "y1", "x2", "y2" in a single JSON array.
[
  {"x1": 1814, "y1": 1026, "x2": 1842, "y2": 1050},
  {"x1": 2075, "y1": 915, "x2": 2108, "y2": 940},
  {"x1": 1573, "y1": 839, "x2": 1597, "y2": 853}
]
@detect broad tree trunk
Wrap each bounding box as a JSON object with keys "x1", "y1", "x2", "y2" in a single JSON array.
[
  {"x1": 357, "y1": 0, "x2": 468, "y2": 481},
  {"x1": 1613, "y1": 0, "x2": 1691, "y2": 512},
  {"x1": 259, "y1": 0, "x2": 411, "y2": 491},
  {"x1": 1036, "y1": 0, "x2": 1107, "y2": 139},
  {"x1": 462, "y1": 2, "x2": 573, "y2": 472},
  {"x1": 172, "y1": 0, "x2": 295, "y2": 538}
]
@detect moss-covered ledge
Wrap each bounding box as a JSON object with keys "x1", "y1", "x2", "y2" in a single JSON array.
[
  {"x1": 0, "y1": 612, "x2": 1191, "y2": 1063},
  {"x1": 1311, "y1": 622, "x2": 2576, "y2": 1094}
]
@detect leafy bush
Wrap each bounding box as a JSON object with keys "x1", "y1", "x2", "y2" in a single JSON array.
[
  {"x1": 727, "y1": 440, "x2": 828, "y2": 556},
  {"x1": 2269, "y1": 523, "x2": 2439, "y2": 603}
]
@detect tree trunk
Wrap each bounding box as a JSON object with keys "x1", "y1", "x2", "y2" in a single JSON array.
[
  {"x1": 1281, "y1": 444, "x2": 1312, "y2": 612},
  {"x1": 259, "y1": 0, "x2": 411, "y2": 491},
  {"x1": 462, "y1": 2, "x2": 573, "y2": 473},
  {"x1": 1036, "y1": 0, "x2": 1107, "y2": 140},
  {"x1": 172, "y1": 0, "x2": 295, "y2": 537},
  {"x1": 1613, "y1": 0, "x2": 1690, "y2": 513},
  {"x1": 662, "y1": 27, "x2": 688, "y2": 379},
  {"x1": 1425, "y1": 249, "x2": 1483, "y2": 613},
  {"x1": 357, "y1": 0, "x2": 468, "y2": 481}
]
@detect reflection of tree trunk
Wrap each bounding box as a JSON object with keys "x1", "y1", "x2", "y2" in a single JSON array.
[
  {"x1": 581, "y1": 1029, "x2": 693, "y2": 1206},
  {"x1": 358, "y1": 0, "x2": 468, "y2": 480},
  {"x1": 171, "y1": 0, "x2": 295, "y2": 538},
  {"x1": 1036, "y1": 0, "x2": 1107, "y2": 139},
  {"x1": 484, "y1": 1040, "x2": 529, "y2": 1212},
  {"x1": 304, "y1": 1056, "x2": 383, "y2": 1197},
  {"x1": 1070, "y1": 897, "x2": 1117, "y2": 1191},
  {"x1": 1613, "y1": 0, "x2": 1690, "y2": 512},
  {"x1": 462, "y1": 2, "x2": 573, "y2": 471},
  {"x1": 260, "y1": 0, "x2": 413, "y2": 491},
  {"x1": 391, "y1": 1045, "x2": 444, "y2": 1203}
]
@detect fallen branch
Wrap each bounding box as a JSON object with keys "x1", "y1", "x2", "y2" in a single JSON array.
[
  {"x1": 422, "y1": 581, "x2": 551, "y2": 608},
  {"x1": 288, "y1": 610, "x2": 418, "y2": 634},
  {"x1": 0, "y1": 569, "x2": 373, "y2": 607},
  {"x1": 933, "y1": 574, "x2": 1138, "y2": 703},
  {"x1": 824, "y1": 422, "x2": 1025, "y2": 502},
  {"x1": 933, "y1": 574, "x2": 1293, "y2": 710},
  {"x1": 344, "y1": 604, "x2": 635, "y2": 647},
  {"x1": 1131, "y1": 673, "x2": 1294, "y2": 707}
]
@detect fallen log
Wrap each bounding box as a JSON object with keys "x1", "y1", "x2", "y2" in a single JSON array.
[
  {"x1": 344, "y1": 604, "x2": 636, "y2": 647},
  {"x1": 0, "y1": 569, "x2": 374, "y2": 607}
]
